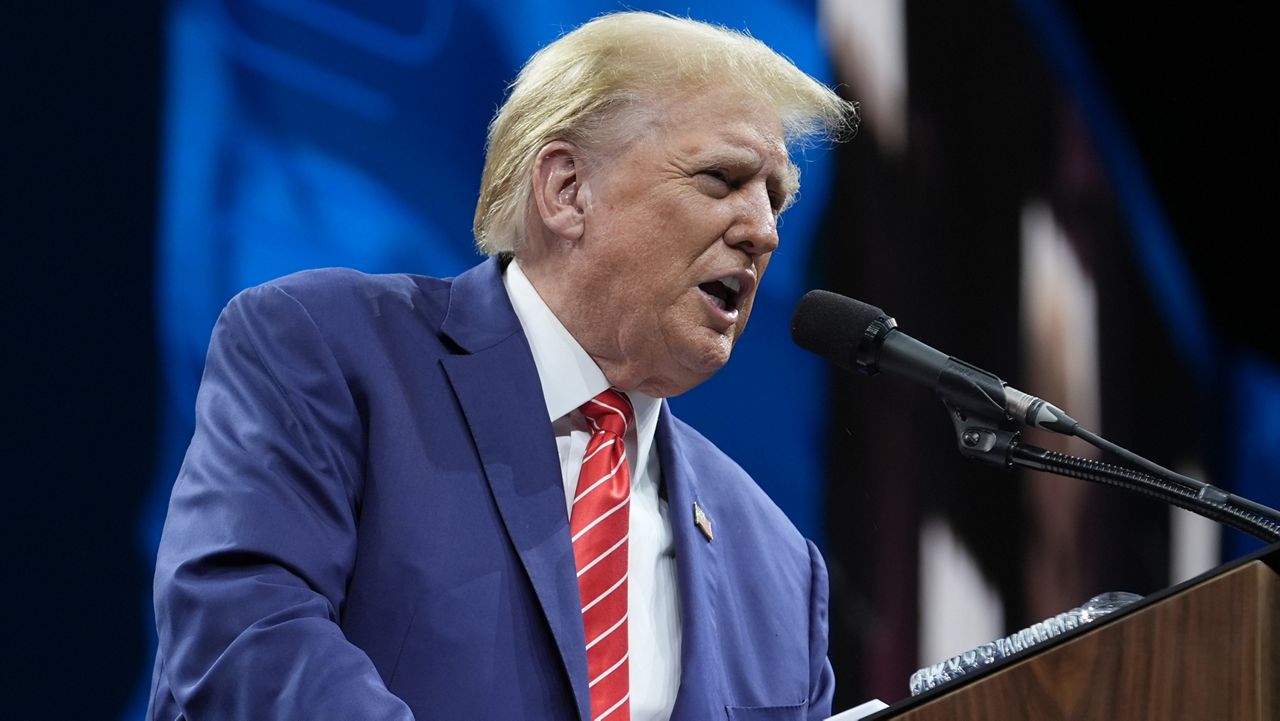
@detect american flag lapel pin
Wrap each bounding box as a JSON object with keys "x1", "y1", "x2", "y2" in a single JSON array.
[{"x1": 693, "y1": 501, "x2": 714, "y2": 542}]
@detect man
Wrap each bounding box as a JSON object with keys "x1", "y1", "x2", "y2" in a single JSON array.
[{"x1": 150, "y1": 11, "x2": 856, "y2": 721}]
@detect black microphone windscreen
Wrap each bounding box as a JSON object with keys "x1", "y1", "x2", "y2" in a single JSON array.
[{"x1": 790, "y1": 290, "x2": 888, "y2": 369}]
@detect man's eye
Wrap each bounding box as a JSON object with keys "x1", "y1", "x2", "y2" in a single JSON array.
[{"x1": 698, "y1": 170, "x2": 734, "y2": 198}]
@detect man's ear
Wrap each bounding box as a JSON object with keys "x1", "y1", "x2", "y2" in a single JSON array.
[{"x1": 531, "y1": 141, "x2": 586, "y2": 242}]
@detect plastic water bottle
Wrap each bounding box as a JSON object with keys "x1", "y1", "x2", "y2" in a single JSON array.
[{"x1": 908, "y1": 591, "x2": 1142, "y2": 696}]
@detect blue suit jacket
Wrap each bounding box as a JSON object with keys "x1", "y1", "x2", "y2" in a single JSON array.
[{"x1": 150, "y1": 258, "x2": 834, "y2": 720}]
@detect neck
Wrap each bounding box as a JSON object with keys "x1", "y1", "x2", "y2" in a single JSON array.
[{"x1": 516, "y1": 254, "x2": 693, "y2": 398}]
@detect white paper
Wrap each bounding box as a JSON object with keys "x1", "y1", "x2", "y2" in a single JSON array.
[{"x1": 825, "y1": 698, "x2": 889, "y2": 720}]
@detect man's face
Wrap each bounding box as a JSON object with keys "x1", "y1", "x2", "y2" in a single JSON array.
[{"x1": 569, "y1": 89, "x2": 795, "y2": 396}]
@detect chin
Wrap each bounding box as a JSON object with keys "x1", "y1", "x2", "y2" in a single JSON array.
[
  {"x1": 678, "y1": 333, "x2": 734, "y2": 379},
  {"x1": 642, "y1": 320, "x2": 737, "y2": 395}
]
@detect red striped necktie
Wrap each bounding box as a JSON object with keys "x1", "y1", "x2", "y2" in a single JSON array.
[{"x1": 571, "y1": 388, "x2": 634, "y2": 721}]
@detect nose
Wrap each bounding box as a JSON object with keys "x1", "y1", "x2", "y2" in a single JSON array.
[{"x1": 724, "y1": 181, "x2": 780, "y2": 257}]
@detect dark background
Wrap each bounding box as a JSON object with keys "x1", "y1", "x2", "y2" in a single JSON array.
[
  {"x1": 6, "y1": 2, "x2": 1273, "y2": 718},
  {"x1": 8, "y1": 3, "x2": 165, "y2": 717},
  {"x1": 1083, "y1": 2, "x2": 1273, "y2": 362}
]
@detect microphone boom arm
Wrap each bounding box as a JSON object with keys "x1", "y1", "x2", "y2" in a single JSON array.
[
  {"x1": 935, "y1": 394, "x2": 1280, "y2": 542},
  {"x1": 1010, "y1": 443, "x2": 1280, "y2": 543}
]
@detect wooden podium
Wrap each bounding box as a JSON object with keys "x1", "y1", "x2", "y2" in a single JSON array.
[{"x1": 864, "y1": 541, "x2": 1279, "y2": 721}]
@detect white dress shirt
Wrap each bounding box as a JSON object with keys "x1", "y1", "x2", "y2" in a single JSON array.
[{"x1": 503, "y1": 260, "x2": 681, "y2": 721}]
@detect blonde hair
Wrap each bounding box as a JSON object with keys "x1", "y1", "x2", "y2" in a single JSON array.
[{"x1": 473, "y1": 11, "x2": 858, "y2": 256}]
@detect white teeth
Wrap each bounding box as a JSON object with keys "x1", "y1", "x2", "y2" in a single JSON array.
[
  {"x1": 721, "y1": 276, "x2": 741, "y2": 294},
  {"x1": 711, "y1": 295, "x2": 727, "y2": 310}
]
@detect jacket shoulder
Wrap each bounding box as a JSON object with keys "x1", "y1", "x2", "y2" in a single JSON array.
[{"x1": 233, "y1": 268, "x2": 451, "y2": 321}]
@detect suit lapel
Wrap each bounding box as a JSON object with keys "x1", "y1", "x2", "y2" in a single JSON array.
[
  {"x1": 658, "y1": 403, "x2": 726, "y2": 720},
  {"x1": 438, "y1": 259, "x2": 591, "y2": 721}
]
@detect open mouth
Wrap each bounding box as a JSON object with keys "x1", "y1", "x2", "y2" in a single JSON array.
[{"x1": 698, "y1": 276, "x2": 742, "y2": 312}]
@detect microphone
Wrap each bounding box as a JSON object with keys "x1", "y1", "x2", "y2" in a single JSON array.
[
  {"x1": 791, "y1": 290, "x2": 1280, "y2": 540},
  {"x1": 790, "y1": 289, "x2": 1077, "y2": 434}
]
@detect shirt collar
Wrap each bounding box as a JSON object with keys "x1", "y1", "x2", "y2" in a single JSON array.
[{"x1": 503, "y1": 259, "x2": 661, "y2": 444}]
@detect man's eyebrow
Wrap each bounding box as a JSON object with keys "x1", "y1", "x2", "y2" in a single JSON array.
[
  {"x1": 693, "y1": 143, "x2": 800, "y2": 207},
  {"x1": 696, "y1": 146, "x2": 794, "y2": 180},
  {"x1": 693, "y1": 146, "x2": 763, "y2": 168},
  {"x1": 776, "y1": 160, "x2": 800, "y2": 202}
]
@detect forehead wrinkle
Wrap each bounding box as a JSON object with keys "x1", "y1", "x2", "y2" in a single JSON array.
[{"x1": 654, "y1": 90, "x2": 797, "y2": 206}]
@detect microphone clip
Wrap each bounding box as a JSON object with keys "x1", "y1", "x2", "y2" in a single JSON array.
[
  {"x1": 936, "y1": 359, "x2": 1020, "y2": 468},
  {"x1": 945, "y1": 403, "x2": 1020, "y2": 468}
]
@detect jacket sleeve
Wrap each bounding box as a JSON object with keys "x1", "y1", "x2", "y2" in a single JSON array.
[
  {"x1": 806, "y1": 539, "x2": 836, "y2": 720},
  {"x1": 152, "y1": 283, "x2": 414, "y2": 720}
]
